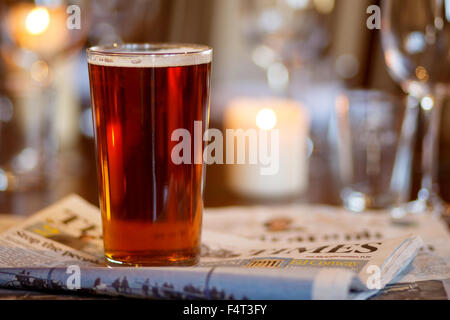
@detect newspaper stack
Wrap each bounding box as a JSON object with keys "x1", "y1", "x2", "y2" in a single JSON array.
[{"x1": 0, "y1": 195, "x2": 447, "y2": 300}]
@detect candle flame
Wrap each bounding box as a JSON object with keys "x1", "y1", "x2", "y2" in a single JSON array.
[
  {"x1": 25, "y1": 7, "x2": 50, "y2": 35},
  {"x1": 256, "y1": 108, "x2": 277, "y2": 130}
]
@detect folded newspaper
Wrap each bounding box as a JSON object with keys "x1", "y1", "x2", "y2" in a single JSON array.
[{"x1": 0, "y1": 195, "x2": 426, "y2": 300}]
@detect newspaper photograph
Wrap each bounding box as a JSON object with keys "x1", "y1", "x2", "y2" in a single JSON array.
[{"x1": 0, "y1": 195, "x2": 425, "y2": 300}]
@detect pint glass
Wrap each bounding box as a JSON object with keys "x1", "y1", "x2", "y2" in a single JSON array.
[{"x1": 87, "y1": 44, "x2": 212, "y2": 266}]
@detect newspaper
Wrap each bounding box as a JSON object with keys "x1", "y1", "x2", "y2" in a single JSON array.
[
  {"x1": 0, "y1": 195, "x2": 424, "y2": 300},
  {"x1": 203, "y1": 205, "x2": 450, "y2": 284}
]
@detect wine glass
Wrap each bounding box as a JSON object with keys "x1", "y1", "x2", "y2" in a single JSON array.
[
  {"x1": 381, "y1": 0, "x2": 450, "y2": 215},
  {"x1": 0, "y1": 0, "x2": 91, "y2": 192}
]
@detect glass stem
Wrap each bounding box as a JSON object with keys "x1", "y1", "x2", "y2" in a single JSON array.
[
  {"x1": 390, "y1": 95, "x2": 419, "y2": 203},
  {"x1": 418, "y1": 89, "x2": 443, "y2": 209}
]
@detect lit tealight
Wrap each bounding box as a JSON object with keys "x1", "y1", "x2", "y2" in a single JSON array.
[
  {"x1": 25, "y1": 7, "x2": 50, "y2": 35},
  {"x1": 256, "y1": 108, "x2": 277, "y2": 130}
]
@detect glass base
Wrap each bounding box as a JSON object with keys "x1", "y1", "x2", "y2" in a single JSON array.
[
  {"x1": 0, "y1": 167, "x2": 47, "y2": 192},
  {"x1": 341, "y1": 188, "x2": 400, "y2": 212},
  {"x1": 390, "y1": 193, "x2": 446, "y2": 219},
  {"x1": 105, "y1": 248, "x2": 200, "y2": 267}
]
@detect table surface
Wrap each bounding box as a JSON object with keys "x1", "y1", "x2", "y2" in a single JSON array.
[
  {"x1": 0, "y1": 121, "x2": 449, "y2": 300},
  {"x1": 0, "y1": 214, "x2": 449, "y2": 300}
]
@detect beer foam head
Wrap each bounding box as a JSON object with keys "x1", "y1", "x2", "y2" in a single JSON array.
[{"x1": 87, "y1": 43, "x2": 212, "y2": 68}]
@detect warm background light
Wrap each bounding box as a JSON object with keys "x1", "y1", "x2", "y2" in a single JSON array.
[
  {"x1": 25, "y1": 7, "x2": 50, "y2": 35},
  {"x1": 6, "y1": 3, "x2": 69, "y2": 58},
  {"x1": 313, "y1": 0, "x2": 335, "y2": 14}
]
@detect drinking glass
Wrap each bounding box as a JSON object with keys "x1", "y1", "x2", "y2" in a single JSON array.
[
  {"x1": 87, "y1": 44, "x2": 212, "y2": 266},
  {"x1": 334, "y1": 90, "x2": 414, "y2": 212},
  {"x1": 381, "y1": 0, "x2": 450, "y2": 215}
]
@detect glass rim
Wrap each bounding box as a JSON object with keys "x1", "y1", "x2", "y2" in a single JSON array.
[
  {"x1": 87, "y1": 43, "x2": 212, "y2": 68},
  {"x1": 87, "y1": 43, "x2": 212, "y2": 57}
]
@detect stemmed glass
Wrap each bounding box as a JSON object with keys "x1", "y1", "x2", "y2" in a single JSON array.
[
  {"x1": 381, "y1": 0, "x2": 450, "y2": 215},
  {"x1": 0, "y1": 0, "x2": 90, "y2": 192}
]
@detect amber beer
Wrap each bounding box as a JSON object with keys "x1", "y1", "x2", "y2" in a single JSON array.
[{"x1": 87, "y1": 44, "x2": 212, "y2": 266}]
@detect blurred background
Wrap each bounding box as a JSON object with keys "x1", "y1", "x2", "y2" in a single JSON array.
[{"x1": 0, "y1": 0, "x2": 449, "y2": 215}]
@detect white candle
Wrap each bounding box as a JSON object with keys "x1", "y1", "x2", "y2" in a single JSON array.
[{"x1": 224, "y1": 97, "x2": 309, "y2": 199}]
